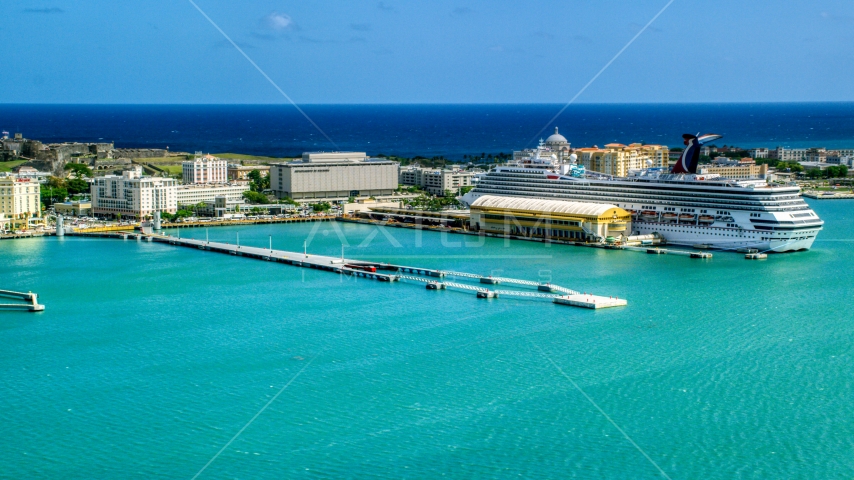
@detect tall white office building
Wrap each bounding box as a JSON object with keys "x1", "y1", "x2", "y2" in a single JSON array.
[{"x1": 182, "y1": 154, "x2": 228, "y2": 184}]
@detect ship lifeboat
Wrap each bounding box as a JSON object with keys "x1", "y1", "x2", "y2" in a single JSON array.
[
  {"x1": 641, "y1": 210, "x2": 657, "y2": 220},
  {"x1": 679, "y1": 214, "x2": 696, "y2": 222},
  {"x1": 662, "y1": 213, "x2": 678, "y2": 222},
  {"x1": 698, "y1": 215, "x2": 715, "y2": 224},
  {"x1": 546, "y1": 174, "x2": 560, "y2": 180}
]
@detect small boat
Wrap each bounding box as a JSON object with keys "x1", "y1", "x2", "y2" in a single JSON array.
[
  {"x1": 693, "y1": 244, "x2": 713, "y2": 249},
  {"x1": 745, "y1": 253, "x2": 767, "y2": 260},
  {"x1": 679, "y1": 214, "x2": 696, "y2": 222},
  {"x1": 641, "y1": 210, "x2": 657, "y2": 220},
  {"x1": 698, "y1": 215, "x2": 715, "y2": 224},
  {"x1": 663, "y1": 213, "x2": 678, "y2": 222},
  {"x1": 736, "y1": 247, "x2": 759, "y2": 254}
]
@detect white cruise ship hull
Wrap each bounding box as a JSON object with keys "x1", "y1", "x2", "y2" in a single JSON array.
[
  {"x1": 631, "y1": 220, "x2": 818, "y2": 252},
  {"x1": 462, "y1": 168, "x2": 824, "y2": 253}
]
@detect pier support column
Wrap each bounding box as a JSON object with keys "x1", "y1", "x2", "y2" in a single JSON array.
[{"x1": 56, "y1": 215, "x2": 64, "y2": 237}]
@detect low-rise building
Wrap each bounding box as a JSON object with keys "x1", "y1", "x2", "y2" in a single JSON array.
[
  {"x1": 826, "y1": 155, "x2": 854, "y2": 167},
  {"x1": 399, "y1": 166, "x2": 475, "y2": 196},
  {"x1": 91, "y1": 166, "x2": 177, "y2": 218},
  {"x1": 0, "y1": 174, "x2": 41, "y2": 231},
  {"x1": 182, "y1": 154, "x2": 228, "y2": 184},
  {"x1": 54, "y1": 200, "x2": 92, "y2": 217},
  {"x1": 748, "y1": 148, "x2": 769, "y2": 159},
  {"x1": 227, "y1": 164, "x2": 270, "y2": 181},
  {"x1": 774, "y1": 147, "x2": 809, "y2": 162},
  {"x1": 270, "y1": 152, "x2": 398, "y2": 200},
  {"x1": 577, "y1": 143, "x2": 669, "y2": 177},
  {"x1": 469, "y1": 195, "x2": 631, "y2": 242},
  {"x1": 798, "y1": 161, "x2": 832, "y2": 171},
  {"x1": 12, "y1": 165, "x2": 51, "y2": 184},
  {"x1": 176, "y1": 183, "x2": 249, "y2": 207}
]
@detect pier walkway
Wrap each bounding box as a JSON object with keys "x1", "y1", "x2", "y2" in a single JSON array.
[
  {"x1": 69, "y1": 231, "x2": 626, "y2": 309},
  {"x1": 0, "y1": 290, "x2": 45, "y2": 312}
]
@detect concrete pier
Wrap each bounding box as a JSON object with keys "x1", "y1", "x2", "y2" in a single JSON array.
[
  {"x1": 70, "y1": 231, "x2": 627, "y2": 310},
  {"x1": 0, "y1": 290, "x2": 45, "y2": 312}
]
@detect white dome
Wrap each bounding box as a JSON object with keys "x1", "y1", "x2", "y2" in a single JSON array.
[{"x1": 545, "y1": 127, "x2": 568, "y2": 144}]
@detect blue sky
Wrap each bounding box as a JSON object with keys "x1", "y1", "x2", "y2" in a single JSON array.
[{"x1": 2, "y1": 0, "x2": 854, "y2": 104}]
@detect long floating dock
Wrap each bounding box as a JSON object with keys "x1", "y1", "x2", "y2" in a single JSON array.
[
  {"x1": 0, "y1": 290, "x2": 45, "y2": 312},
  {"x1": 70, "y1": 231, "x2": 626, "y2": 310}
]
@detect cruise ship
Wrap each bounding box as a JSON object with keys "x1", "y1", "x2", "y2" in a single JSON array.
[{"x1": 461, "y1": 133, "x2": 823, "y2": 252}]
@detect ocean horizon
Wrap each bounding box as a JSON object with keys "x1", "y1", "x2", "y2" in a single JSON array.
[{"x1": 2, "y1": 102, "x2": 854, "y2": 159}]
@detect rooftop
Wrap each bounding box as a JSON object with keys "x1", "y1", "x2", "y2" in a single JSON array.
[{"x1": 471, "y1": 195, "x2": 626, "y2": 218}]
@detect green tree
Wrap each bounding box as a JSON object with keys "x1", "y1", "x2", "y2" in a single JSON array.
[
  {"x1": 40, "y1": 185, "x2": 68, "y2": 207},
  {"x1": 64, "y1": 162, "x2": 93, "y2": 178},
  {"x1": 825, "y1": 166, "x2": 840, "y2": 179},
  {"x1": 65, "y1": 178, "x2": 90, "y2": 195},
  {"x1": 243, "y1": 190, "x2": 268, "y2": 204},
  {"x1": 310, "y1": 202, "x2": 331, "y2": 212},
  {"x1": 247, "y1": 169, "x2": 270, "y2": 192},
  {"x1": 806, "y1": 168, "x2": 823, "y2": 179}
]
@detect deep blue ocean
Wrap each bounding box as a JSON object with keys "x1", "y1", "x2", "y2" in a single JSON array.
[{"x1": 1, "y1": 103, "x2": 854, "y2": 158}]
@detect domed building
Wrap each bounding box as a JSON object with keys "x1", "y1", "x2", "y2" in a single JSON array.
[
  {"x1": 543, "y1": 127, "x2": 571, "y2": 161},
  {"x1": 512, "y1": 126, "x2": 574, "y2": 163}
]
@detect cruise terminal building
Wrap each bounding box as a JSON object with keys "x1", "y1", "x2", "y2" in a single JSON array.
[
  {"x1": 469, "y1": 195, "x2": 631, "y2": 242},
  {"x1": 270, "y1": 152, "x2": 398, "y2": 201}
]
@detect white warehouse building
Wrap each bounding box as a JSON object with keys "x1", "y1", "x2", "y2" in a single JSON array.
[
  {"x1": 176, "y1": 183, "x2": 249, "y2": 207},
  {"x1": 270, "y1": 152, "x2": 398, "y2": 200}
]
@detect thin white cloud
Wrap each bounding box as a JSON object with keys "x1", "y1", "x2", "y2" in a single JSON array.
[{"x1": 262, "y1": 12, "x2": 295, "y2": 31}]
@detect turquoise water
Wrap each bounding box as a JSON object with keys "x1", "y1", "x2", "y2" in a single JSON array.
[{"x1": 2, "y1": 200, "x2": 853, "y2": 479}]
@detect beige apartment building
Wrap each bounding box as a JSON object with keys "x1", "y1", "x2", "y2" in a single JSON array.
[
  {"x1": 0, "y1": 174, "x2": 41, "y2": 231},
  {"x1": 576, "y1": 143, "x2": 669, "y2": 177},
  {"x1": 399, "y1": 166, "x2": 475, "y2": 196},
  {"x1": 270, "y1": 152, "x2": 398, "y2": 200},
  {"x1": 699, "y1": 161, "x2": 769, "y2": 179}
]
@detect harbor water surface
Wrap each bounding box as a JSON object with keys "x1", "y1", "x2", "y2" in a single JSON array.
[{"x1": 1, "y1": 200, "x2": 853, "y2": 479}]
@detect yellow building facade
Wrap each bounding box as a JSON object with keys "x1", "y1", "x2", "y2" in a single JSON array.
[
  {"x1": 469, "y1": 195, "x2": 631, "y2": 242},
  {"x1": 577, "y1": 143, "x2": 669, "y2": 177},
  {"x1": 698, "y1": 163, "x2": 768, "y2": 179},
  {"x1": 0, "y1": 175, "x2": 41, "y2": 231}
]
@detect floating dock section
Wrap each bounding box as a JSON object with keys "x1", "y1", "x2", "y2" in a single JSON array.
[
  {"x1": 0, "y1": 290, "x2": 45, "y2": 312},
  {"x1": 554, "y1": 294, "x2": 627, "y2": 309}
]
